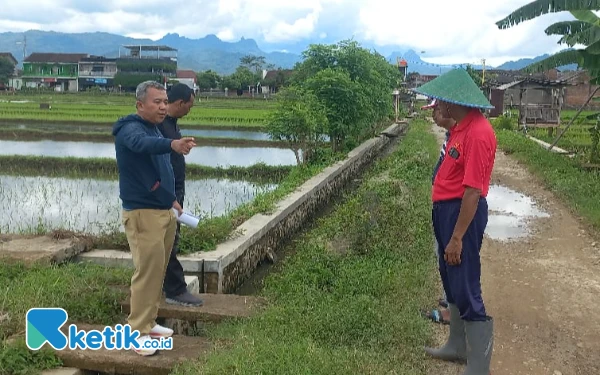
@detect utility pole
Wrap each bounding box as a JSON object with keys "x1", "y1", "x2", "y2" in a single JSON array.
[
  {"x1": 16, "y1": 34, "x2": 27, "y2": 61},
  {"x1": 482, "y1": 58, "x2": 486, "y2": 85}
]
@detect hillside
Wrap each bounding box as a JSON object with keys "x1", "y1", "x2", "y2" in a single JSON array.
[
  {"x1": 495, "y1": 52, "x2": 578, "y2": 71},
  {"x1": 0, "y1": 30, "x2": 302, "y2": 75},
  {"x1": 387, "y1": 49, "x2": 579, "y2": 75},
  {"x1": 0, "y1": 30, "x2": 579, "y2": 76}
]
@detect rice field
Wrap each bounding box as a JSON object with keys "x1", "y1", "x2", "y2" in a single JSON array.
[
  {"x1": 0, "y1": 102, "x2": 269, "y2": 127},
  {"x1": 0, "y1": 92, "x2": 303, "y2": 242},
  {"x1": 0, "y1": 174, "x2": 276, "y2": 235},
  {"x1": 0, "y1": 92, "x2": 276, "y2": 128}
]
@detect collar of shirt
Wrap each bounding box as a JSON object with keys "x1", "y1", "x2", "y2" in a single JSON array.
[
  {"x1": 449, "y1": 108, "x2": 479, "y2": 134},
  {"x1": 164, "y1": 114, "x2": 178, "y2": 124}
]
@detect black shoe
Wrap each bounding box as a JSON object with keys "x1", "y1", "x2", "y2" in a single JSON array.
[{"x1": 165, "y1": 291, "x2": 203, "y2": 307}]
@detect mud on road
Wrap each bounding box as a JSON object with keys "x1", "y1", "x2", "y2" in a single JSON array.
[{"x1": 427, "y1": 123, "x2": 600, "y2": 375}]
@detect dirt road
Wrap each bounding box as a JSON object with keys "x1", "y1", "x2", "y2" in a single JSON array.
[{"x1": 427, "y1": 122, "x2": 600, "y2": 375}]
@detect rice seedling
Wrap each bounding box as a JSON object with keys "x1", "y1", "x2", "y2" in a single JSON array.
[{"x1": 0, "y1": 175, "x2": 275, "y2": 235}]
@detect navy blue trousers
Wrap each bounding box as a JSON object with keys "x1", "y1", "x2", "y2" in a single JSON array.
[
  {"x1": 432, "y1": 198, "x2": 488, "y2": 321},
  {"x1": 163, "y1": 190, "x2": 188, "y2": 298}
]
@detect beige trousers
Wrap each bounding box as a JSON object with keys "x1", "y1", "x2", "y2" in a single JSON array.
[{"x1": 122, "y1": 208, "x2": 176, "y2": 336}]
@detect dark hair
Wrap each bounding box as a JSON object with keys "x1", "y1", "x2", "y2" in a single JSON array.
[{"x1": 167, "y1": 83, "x2": 194, "y2": 103}]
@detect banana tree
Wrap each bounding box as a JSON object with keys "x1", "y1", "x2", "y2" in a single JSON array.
[{"x1": 497, "y1": 1, "x2": 600, "y2": 162}]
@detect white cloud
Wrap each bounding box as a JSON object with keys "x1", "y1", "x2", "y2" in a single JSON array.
[
  {"x1": 0, "y1": 0, "x2": 584, "y2": 66},
  {"x1": 356, "y1": 0, "x2": 573, "y2": 65}
]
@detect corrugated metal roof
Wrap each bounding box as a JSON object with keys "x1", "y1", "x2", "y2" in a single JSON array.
[
  {"x1": 496, "y1": 80, "x2": 524, "y2": 90},
  {"x1": 0, "y1": 53, "x2": 17, "y2": 65},
  {"x1": 24, "y1": 53, "x2": 89, "y2": 63}
]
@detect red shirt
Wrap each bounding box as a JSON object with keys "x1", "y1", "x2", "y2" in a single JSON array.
[{"x1": 432, "y1": 109, "x2": 497, "y2": 202}]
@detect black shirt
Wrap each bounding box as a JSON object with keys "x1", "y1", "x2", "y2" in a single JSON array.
[{"x1": 156, "y1": 115, "x2": 186, "y2": 195}]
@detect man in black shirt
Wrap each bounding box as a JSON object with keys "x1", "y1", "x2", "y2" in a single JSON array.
[{"x1": 157, "y1": 83, "x2": 203, "y2": 307}]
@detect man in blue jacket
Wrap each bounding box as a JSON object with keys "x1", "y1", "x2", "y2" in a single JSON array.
[{"x1": 113, "y1": 80, "x2": 197, "y2": 356}]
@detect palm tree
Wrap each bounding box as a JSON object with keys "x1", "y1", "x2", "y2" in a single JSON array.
[{"x1": 496, "y1": 0, "x2": 600, "y2": 162}]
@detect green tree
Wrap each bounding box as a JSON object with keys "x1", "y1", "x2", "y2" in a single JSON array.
[
  {"x1": 0, "y1": 57, "x2": 15, "y2": 84},
  {"x1": 266, "y1": 85, "x2": 328, "y2": 165},
  {"x1": 465, "y1": 64, "x2": 483, "y2": 88},
  {"x1": 196, "y1": 70, "x2": 221, "y2": 90},
  {"x1": 240, "y1": 55, "x2": 267, "y2": 76},
  {"x1": 291, "y1": 40, "x2": 400, "y2": 152},
  {"x1": 221, "y1": 66, "x2": 257, "y2": 91},
  {"x1": 305, "y1": 68, "x2": 366, "y2": 152}
]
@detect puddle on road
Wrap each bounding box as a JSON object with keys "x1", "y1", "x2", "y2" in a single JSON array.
[{"x1": 485, "y1": 185, "x2": 550, "y2": 241}]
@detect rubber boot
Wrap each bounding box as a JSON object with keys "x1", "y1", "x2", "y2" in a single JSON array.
[
  {"x1": 424, "y1": 304, "x2": 467, "y2": 363},
  {"x1": 462, "y1": 317, "x2": 494, "y2": 375}
]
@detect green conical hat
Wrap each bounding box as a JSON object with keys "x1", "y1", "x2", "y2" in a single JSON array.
[{"x1": 413, "y1": 68, "x2": 494, "y2": 109}]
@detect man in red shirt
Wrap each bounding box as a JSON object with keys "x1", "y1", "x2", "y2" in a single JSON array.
[{"x1": 414, "y1": 68, "x2": 496, "y2": 375}]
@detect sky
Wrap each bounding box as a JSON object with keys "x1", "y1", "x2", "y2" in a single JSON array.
[{"x1": 0, "y1": 0, "x2": 578, "y2": 67}]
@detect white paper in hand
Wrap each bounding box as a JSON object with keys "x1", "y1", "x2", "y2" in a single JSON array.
[{"x1": 172, "y1": 209, "x2": 200, "y2": 228}]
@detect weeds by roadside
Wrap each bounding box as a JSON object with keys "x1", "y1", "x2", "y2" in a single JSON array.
[{"x1": 496, "y1": 129, "x2": 600, "y2": 231}]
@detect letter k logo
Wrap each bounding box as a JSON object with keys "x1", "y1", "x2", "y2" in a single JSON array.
[{"x1": 26, "y1": 308, "x2": 68, "y2": 350}]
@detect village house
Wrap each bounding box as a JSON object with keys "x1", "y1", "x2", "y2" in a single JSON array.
[
  {"x1": 174, "y1": 69, "x2": 197, "y2": 91},
  {"x1": 22, "y1": 52, "x2": 89, "y2": 92},
  {"x1": 78, "y1": 55, "x2": 117, "y2": 91},
  {"x1": 558, "y1": 70, "x2": 600, "y2": 109},
  {"x1": 0, "y1": 52, "x2": 19, "y2": 90},
  {"x1": 261, "y1": 69, "x2": 293, "y2": 94}
]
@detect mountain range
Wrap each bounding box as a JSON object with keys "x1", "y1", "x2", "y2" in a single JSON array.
[{"x1": 0, "y1": 30, "x2": 579, "y2": 75}]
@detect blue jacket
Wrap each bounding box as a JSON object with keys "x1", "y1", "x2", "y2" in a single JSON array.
[{"x1": 112, "y1": 114, "x2": 176, "y2": 210}]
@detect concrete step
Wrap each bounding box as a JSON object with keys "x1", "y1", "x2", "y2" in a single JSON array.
[
  {"x1": 0, "y1": 235, "x2": 89, "y2": 265},
  {"x1": 56, "y1": 323, "x2": 210, "y2": 375},
  {"x1": 184, "y1": 275, "x2": 199, "y2": 294},
  {"x1": 120, "y1": 293, "x2": 265, "y2": 323}
]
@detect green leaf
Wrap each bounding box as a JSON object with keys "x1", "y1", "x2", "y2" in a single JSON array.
[
  {"x1": 584, "y1": 41, "x2": 600, "y2": 54},
  {"x1": 545, "y1": 21, "x2": 591, "y2": 37},
  {"x1": 521, "y1": 50, "x2": 584, "y2": 73},
  {"x1": 558, "y1": 24, "x2": 600, "y2": 47},
  {"x1": 496, "y1": 0, "x2": 600, "y2": 29},
  {"x1": 570, "y1": 10, "x2": 600, "y2": 24}
]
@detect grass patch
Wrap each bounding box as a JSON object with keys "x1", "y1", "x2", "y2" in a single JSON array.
[
  {"x1": 0, "y1": 262, "x2": 130, "y2": 340},
  {"x1": 0, "y1": 338, "x2": 62, "y2": 375},
  {"x1": 0, "y1": 261, "x2": 131, "y2": 374},
  {"x1": 496, "y1": 129, "x2": 600, "y2": 230},
  {"x1": 0, "y1": 155, "x2": 291, "y2": 184},
  {"x1": 492, "y1": 111, "x2": 595, "y2": 154},
  {"x1": 171, "y1": 120, "x2": 441, "y2": 374}
]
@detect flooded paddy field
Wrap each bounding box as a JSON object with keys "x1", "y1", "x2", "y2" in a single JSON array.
[
  {"x1": 0, "y1": 174, "x2": 276, "y2": 234},
  {"x1": 0, "y1": 139, "x2": 296, "y2": 167}
]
